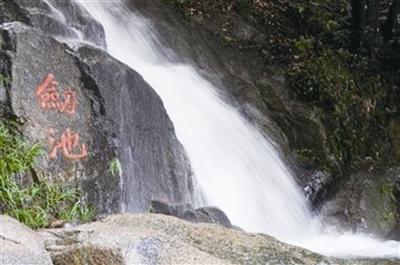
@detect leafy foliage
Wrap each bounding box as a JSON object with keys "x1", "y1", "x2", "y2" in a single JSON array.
[
  {"x1": 284, "y1": 1, "x2": 400, "y2": 171},
  {"x1": 291, "y1": 0, "x2": 350, "y2": 48},
  {"x1": 0, "y1": 123, "x2": 41, "y2": 177},
  {"x1": 109, "y1": 157, "x2": 122, "y2": 177},
  {"x1": 0, "y1": 74, "x2": 10, "y2": 87},
  {"x1": 287, "y1": 49, "x2": 391, "y2": 169},
  {"x1": 0, "y1": 123, "x2": 96, "y2": 229}
]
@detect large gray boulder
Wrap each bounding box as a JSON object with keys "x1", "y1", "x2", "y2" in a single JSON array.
[
  {"x1": 38, "y1": 213, "x2": 398, "y2": 265},
  {"x1": 0, "y1": 20, "x2": 193, "y2": 213},
  {"x1": 0, "y1": 215, "x2": 52, "y2": 265}
]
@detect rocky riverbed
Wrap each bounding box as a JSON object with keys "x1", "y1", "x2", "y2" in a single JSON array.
[{"x1": 1, "y1": 213, "x2": 398, "y2": 265}]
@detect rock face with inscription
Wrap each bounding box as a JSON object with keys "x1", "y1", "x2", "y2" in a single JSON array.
[{"x1": 0, "y1": 18, "x2": 193, "y2": 213}]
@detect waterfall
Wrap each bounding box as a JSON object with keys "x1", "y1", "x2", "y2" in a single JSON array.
[{"x1": 74, "y1": 0, "x2": 399, "y2": 258}]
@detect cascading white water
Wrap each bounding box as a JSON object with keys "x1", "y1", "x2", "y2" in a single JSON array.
[{"x1": 77, "y1": 0, "x2": 399, "y2": 258}]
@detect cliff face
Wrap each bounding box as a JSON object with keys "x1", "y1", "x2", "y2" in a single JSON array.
[
  {"x1": 126, "y1": 0, "x2": 331, "y2": 178},
  {"x1": 127, "y1": 0, "x2": 400, "y2": 238},
  {"x1": 0, "y1": 0, "x2": 193, "y2": 214}
]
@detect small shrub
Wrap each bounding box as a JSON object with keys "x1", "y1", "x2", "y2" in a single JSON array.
[
  {"x1": 109, "y1": 157, "x2": 122, "y2": 176},
  {"x1": 0, "y1": 74, "x2": 10, "y2": 87},
  {"x1": 294, "y1": 37, "x2": 314, "y2": 55}
]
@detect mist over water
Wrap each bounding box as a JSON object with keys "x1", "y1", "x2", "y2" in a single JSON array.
[{"x1": 75, "y1": 0, "x2": 399, "y2": 258}]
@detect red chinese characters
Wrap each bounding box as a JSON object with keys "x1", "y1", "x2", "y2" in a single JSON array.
[
  {"x1": 36, "y1": 73, "x2": 88, "y2": 160},
  {"x1": 36, "y1": 74, "x2": 77, "y2": 115},
  {"x1": 47, "y1": 128, "x2": 88, "y2": 160},
  {"x1": 58, "y1": 88, "x2": 77, "y2": 115}
]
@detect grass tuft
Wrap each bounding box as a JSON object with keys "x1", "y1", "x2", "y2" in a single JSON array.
[{"x1": 0, "y1": 122, "x2": 96, "y2": 229}]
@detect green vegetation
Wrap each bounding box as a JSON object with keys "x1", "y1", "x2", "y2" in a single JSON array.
[
  {"x1": 0, "y1": 74, "x2": 10, "y2": 87},
  {"x1": 0, "y1": 122, "x2": 96, "y2": 229},
  {"x1": 148, "y1": 204, "x2": 155, "y2": 213},
  {"x1": 109, "y1": 157, "x2": 122, "y2": 176},
  {"x1": 285, "y1": 0, "x2": 399, "y2": 171},
  {"x1": 287, "y1": 49, "x2": 390, "y2": 169},
  {"x1": 379, "y1": 182, "x2": 396, "y2": 202}
]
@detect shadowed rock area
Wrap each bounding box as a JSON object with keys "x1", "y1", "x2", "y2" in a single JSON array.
[{"x1": 150, "y1": 200, "x2": 232, "y2": 228}]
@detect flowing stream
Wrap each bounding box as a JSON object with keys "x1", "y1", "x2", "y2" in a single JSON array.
[{"x1": 71, "y1": 0, "x2": 400, "y2": 258}]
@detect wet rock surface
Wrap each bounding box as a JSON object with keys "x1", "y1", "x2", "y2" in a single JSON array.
[
  {"x1": 76, "y1": 46, "x2": 194, "y2": 212},
  {"x1": 304, "y1": 170, "x2": 332, "y2": 206},
  {"x1": 11, "y1": 0, "x2": 106, "y2": 47},
  {"x1": 321, "y1": 168, "x2": 400, "y2": 239}
]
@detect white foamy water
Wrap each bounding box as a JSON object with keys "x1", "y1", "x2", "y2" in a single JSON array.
[{"x1": 76, "y1": 0, "x2": 399, "y2": 258}]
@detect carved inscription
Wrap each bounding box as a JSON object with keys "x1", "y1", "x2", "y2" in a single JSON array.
[
  {"x1": 47, "y1": 128, "x2": 88, "y2": 160},
  {"x1": 36, "y1": 74, "x2": 77, "y2": 115},
  {"x1": 35, "y1": 74, "x2": 88, "y2": 160}
]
